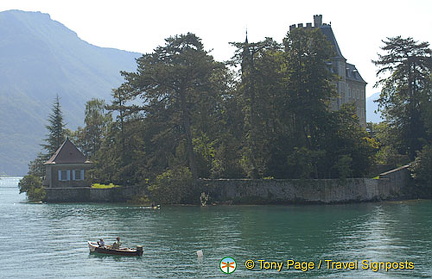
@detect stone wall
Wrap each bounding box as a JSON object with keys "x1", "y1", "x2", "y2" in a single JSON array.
[
  {"x1": 44, "y1": 186, "x2": 147, "y2": 203},
  {"x1": 198, "y1": 165, "x2": 411, "y2": 204},
  {"x1": 44, "y1": 165, "x2": 411, "y2": 204}
]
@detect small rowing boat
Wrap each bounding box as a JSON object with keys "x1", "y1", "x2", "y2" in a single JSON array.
[{"x1": 88, "y1": 241, "x2": 143, "y2": 256}]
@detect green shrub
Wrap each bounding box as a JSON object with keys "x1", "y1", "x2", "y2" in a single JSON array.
[
  {"x1": 18, "y1": 175, "x2": 45, "y2": 202},
  {"x1": 148, "y1": 166, "x2": 194, "y2": 204},
  {"x1": 410, "y1": 145, "x2": 432, "y2": 197}
]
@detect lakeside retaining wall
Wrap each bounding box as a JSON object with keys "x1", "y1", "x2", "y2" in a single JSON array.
[
  {"x1": 199, "y1": 165, "x2": 411, "y2": 204},
  {"x1": 44, "y1": 186, "x2": 146, "y2": 203},
  {"x1": 44, "y1": 165, "x2": 411, "y2": 203}
]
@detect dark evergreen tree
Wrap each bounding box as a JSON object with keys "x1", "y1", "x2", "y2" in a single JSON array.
[
  {"x1": 284, "y1": 28, "x2": 336, "y2": 148},
  {"x1": 20, "y1": 95, "x2": 67, "y2": 201},
  {"x1": 231, "y1": 36, "x2": 284, "y2": 178},
  {"x1": 41, "y1": 95, "x2": 67, "y2": 156},
  {"x1": 373, "y1": 36, "x2": 432, "y2": 159},
  {"x1": 282, "y1": 27, "x2": 336, "y2": 178},
  {"x1": 110, "y1": 33, "x2": 229, "y2": 181},
  {"x1": 27, "y1": 95, "x2": 68, "y2": 177}
]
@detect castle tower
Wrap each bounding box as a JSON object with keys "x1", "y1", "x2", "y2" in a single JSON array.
[{"x1": 290, "y1": 15, "x2": 366, "y2": 127}]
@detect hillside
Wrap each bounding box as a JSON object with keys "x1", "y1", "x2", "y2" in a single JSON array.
[{"x1": 0, "y1": 10, "x2": 140, "y2": 175}]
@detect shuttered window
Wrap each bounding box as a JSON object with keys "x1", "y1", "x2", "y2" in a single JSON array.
[
  {"x1": 58, "y1": 170, "x2": 70, "y2": 181},
  {"x1": 73, "y1": 170, "x2": 84, "y2": 181}
]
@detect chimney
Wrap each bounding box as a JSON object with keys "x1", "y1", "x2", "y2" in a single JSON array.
[{"x1": 314, "y1": 14, "x2": 322, "y2": 27}]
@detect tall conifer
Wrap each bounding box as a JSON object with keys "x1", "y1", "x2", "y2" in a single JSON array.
[
  {"x1": 41, "y1": 95, "x2": 67, "y2": 156},
  {"x1": 373, "y1": 36, "x2": 432, "y2": 159}
]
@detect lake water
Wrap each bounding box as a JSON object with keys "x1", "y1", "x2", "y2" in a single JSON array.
[{"x1": 0, "y1": 177, "x2": 431, "y2": 278}]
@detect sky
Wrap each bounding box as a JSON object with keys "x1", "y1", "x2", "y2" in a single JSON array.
[{"x1": 1, "y1": 0, "x2": 432, "y2": 97}]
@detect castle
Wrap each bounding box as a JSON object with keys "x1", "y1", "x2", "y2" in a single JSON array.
[{"x1": 290, "y1": 15, "x2": 366, "y2": 127}]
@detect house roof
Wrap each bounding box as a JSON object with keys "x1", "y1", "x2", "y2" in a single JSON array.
[{"x1": 44, "y1": 138, "x2": 90, "y2": 165}]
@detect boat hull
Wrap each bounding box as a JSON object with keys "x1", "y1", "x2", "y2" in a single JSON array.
[{"x1": 88, "y1": 241, "x2": 143, "y2": 256}]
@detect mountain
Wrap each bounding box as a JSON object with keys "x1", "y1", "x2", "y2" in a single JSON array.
[
  {"x1": 0, "y1": 10, "x2": 140, "y2": 175},
  {"x1": 366, "y1": 92, "x2": 383, "y2": 123}
]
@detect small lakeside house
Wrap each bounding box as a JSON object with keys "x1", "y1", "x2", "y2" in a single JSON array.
[{"x1": 43, "y1": 138, "x2": 92, "y2": 188}]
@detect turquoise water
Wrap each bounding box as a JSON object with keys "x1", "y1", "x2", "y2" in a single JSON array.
[{"x1": 0, "y1": 177, "x2": 431, "y2": 278}]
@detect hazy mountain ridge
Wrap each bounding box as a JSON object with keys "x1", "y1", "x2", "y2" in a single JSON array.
[
  {"x1": 366, "y1": 92, "x2": 382, "y2": 123},
  {"x1": 0, "y1": 10, "x2": 140, "y2": 175}
]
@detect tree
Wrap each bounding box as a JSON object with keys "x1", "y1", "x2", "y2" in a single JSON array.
[
  {"x1": 75, "y1": 99, "x2": 112, "y2": 158},
  {"x1": 323, "y1": 105, "x2": 378, "y2": 178},
  {"x1": 283, "y1": 27, "x2": 336, "y2": 150},
  {"x1": 41, "y1": 95, "x2": 67, "y2": 156},
  {"x1": 280, "y1": 27, "x2": 337, "y2": 178},
  {"x1": 93, "y1": 30, "x2": 379, "y2": 185},
  {"x1": 373, "y1": 36, "x2": 432, "y2": 159},
  {"x1": 117, "y1": 33, "x2": 228, "y2": 180},
  {"x1": 20, "y1": 96, "x2": 68, "y2": 201},
  {"x1": 371, "y1": 122, "x2": 410, "y2": 167},
  {"x1": 27, "y1": 96, "x2": 68, "y2": 177},
  {"x1": 229, "y1": 28, "x2": 372, "y2": 179},
  {"x1": 231, "y1": 37, "x2": 284, "y2": 178}
]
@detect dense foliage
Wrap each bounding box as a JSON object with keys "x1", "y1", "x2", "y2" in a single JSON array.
[{"x1": 87, "y1": 30, "x2": 376, "y2": 196}]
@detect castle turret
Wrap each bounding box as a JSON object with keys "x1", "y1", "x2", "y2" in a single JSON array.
[{"x1": 314, "y1": 14, "x2": 322, "y2": 27}]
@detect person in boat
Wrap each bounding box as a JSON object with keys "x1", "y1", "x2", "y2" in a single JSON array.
[
  {"x1": 112, "y1": 237, "x2": 121, "y2": 249},
  {"x1": 97, "y1": 239, "x2": 105, "y2": 247}
]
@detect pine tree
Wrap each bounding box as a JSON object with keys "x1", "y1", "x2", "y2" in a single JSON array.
[
  {"x1": 282, "y1": 27, "x2": 336, "y2": 178},
  {"x1": 41, "y1": 95, "x2": 67, "y2": 156},
  {"x1": 373, "y1": 36, "x2": 432, "y2": 159},
  {"x1": 231, "y1": 36, "x2": 283, "y2": 178},
  {"x1": 20, "y1": 95, "x2": 67, "y2": 201},
  {"x1": 27, "y1": 95, "x2": 67, "y2": 177},
  {"x1": 113, "y1": 33, "x2": 228, "y2": 181}
]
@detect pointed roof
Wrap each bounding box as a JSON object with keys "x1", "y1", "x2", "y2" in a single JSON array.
[
  {"x1": 319, "y1": 24, "x2": 344, "y2": 60},
  {"x1": 44, "y1": 138, "x2": 90, "y2": 165}
]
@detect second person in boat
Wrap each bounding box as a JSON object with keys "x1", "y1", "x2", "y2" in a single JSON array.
[{"x1": 112, "y1": 237, "x2": 122, "y2": 249}]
